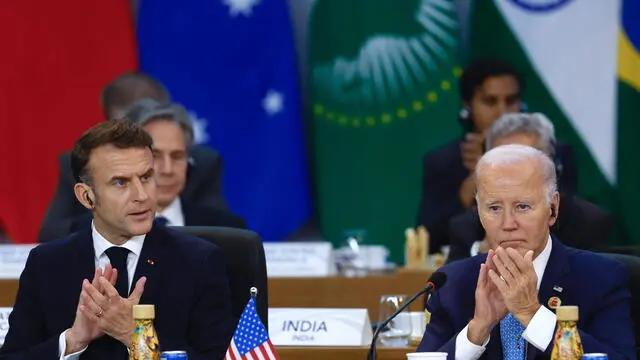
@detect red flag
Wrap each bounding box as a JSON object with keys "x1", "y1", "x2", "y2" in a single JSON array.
[{"x1": 0, "y1": 1, "x2": 137, "y2": 243}]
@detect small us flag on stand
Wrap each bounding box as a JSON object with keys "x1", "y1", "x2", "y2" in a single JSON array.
[{"x1": 225, "y1": 288, "x2": 279, "y2": 360}]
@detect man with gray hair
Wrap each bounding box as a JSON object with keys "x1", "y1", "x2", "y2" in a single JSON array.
[
  {"x1": 447, "y1": 113, "x2": 611, "y2": 262},
  {"x1": 417, "y1": 145, "x2": 635, "y2": 360}
]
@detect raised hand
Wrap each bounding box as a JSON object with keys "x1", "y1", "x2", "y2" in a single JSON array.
[
  {"x1": 488, "y1": 247, "x2": 540, "y2": 326},
  {"x1": 468, "y1": 250, "x2": 508, "y2": 345}
]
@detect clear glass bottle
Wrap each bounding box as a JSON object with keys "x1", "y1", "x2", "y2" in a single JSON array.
[
  {"x1": 551, "y1": 306, "x2": 584, "y2": 360},
  {"x1": 130, "y1": 304, "x2": 161, "y2": 360}
]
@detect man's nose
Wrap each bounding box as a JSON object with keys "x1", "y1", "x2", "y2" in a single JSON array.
[
  {"x1": 159, "y1": 155, "x2": 173, "y2": 175},
  {"x1": 501, "y1": 210, "x2": 518, "y2": 231},
  {"x1": 132, "y1": 178, "x2": 150, "y2": 202}
]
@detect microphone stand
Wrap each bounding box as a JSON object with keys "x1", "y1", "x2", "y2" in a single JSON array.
[{"x1": 366, "y1": 286, "x2": 432, "y2": 360}]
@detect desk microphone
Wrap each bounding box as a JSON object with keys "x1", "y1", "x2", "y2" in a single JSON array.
[{"x1": 367, "y1": 272, "x2": 447, "y2": 360}]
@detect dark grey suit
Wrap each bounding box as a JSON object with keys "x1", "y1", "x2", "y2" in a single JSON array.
[{"x1": 38, "y1": 145, "x2": 228, "y2": 243}]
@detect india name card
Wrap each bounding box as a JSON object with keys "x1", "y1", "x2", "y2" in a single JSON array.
[
  {"x1": 263, "y1": 242, "x2": 333, "y2": 277},
  {"x1": 268, "y1": 308, "x2": 372, "y2": 346}
]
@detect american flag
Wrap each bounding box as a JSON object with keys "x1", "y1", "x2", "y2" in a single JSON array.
[{"x1": 225, "y1": 297, "x2": 279, "y2": 360}]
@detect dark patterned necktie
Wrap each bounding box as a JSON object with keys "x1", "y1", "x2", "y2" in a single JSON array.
[{"x1": 105, "y1": 246, "x2": 130, "y2": 297}]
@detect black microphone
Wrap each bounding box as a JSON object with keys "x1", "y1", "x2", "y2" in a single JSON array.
[{"x1": 367, "y1": 272, "x2": 447, "y2": 360}]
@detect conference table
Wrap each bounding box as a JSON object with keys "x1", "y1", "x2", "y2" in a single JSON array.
[
  {"x1": 276, "y1": 346, "x2": 416, "y2": 360},
  {"x1": 0, "y1": 270, "x2": 430, "y2": 359}
]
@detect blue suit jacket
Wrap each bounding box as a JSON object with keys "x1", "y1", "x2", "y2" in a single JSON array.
[
  {"x1": 417, "y1": 237, "x2": 636, "y2": 360},
  {"x1": 0, "y1": 222, "x2": 234, "y2": 360}
]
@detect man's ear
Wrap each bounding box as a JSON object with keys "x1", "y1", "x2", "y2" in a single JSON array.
[
  {"x1": 74, "y1": 183, "x2": 95, "y2": 210},
  {"x1": 548, "y1": 192, "x2": 560, "y2": 227}
]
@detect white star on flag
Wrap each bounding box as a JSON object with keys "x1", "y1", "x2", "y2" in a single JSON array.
[
  {"x1": 262, "y1": 90, "x2": 284, "y2": 115},
  {"x1": 189, "y1": 111, "x2": 210, "y2": 144},
  {"x1": 222, "y1": 0, "x2": 261, "y2": 17}
]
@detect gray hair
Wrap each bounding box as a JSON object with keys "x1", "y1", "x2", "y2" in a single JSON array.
[
  {"x1": 485, "y1": 113, "x2": 556, "y2": 157},
  {"x1": 123, "y1": 98, "x2": 194, "y2": 147},
  {"x1": 475, "y1": 144, "x2": 558, "y2": 204}
]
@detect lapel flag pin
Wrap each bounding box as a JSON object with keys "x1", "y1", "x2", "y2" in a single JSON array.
[
  {"x1": 548, "y1": 296, "x2": 562, "y2": 309},
  {"x1": 553, "y1": 285, "x2": 563, "y2": 293},
  {"x1": 146, "y1": 259, "x2": 155, "y2": 265}
]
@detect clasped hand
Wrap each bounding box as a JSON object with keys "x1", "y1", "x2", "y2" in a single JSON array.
[
  {"x1": 468, "y1": 247, "x2": 540, "y2": 344},
  {"x1": 65, "y1": 264, "x2": 146, "y2": 354}
]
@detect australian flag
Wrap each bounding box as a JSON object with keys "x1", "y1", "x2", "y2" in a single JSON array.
[{"x1": 136, "y1": 0, "x2": 311, "y2": 241}]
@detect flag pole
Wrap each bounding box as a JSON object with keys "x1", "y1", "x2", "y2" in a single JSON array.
[{"x1": 250, "y1": 286, "x2": 258, "y2": 298}]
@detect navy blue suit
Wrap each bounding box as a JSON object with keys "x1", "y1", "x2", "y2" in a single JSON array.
[
  {"x1": 417, "y1": 237, "x2": 636, "y2": 360},
  {"x1": 0, "y1": 222, "x2": 234, "y2": 360}
]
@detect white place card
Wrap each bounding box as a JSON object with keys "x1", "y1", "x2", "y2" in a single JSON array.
[
  {"x1": 268, "y1": 308, "x2": 372, "y2": 346},
  {"x1": 0, "y1": 245, "x2": 37, "y2": 279},
  {"x1": 0, "y1": 307, "x2": 12, "y2": 347},
  {"x1": 264, "y1": 242, "x2": 333, "y2": 277}
]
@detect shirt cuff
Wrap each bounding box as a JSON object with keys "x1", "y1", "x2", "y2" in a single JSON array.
[
  {"x1": 522, "y1": 306, "x2": 557, "y2": 351},
  {"x1": 58, "y1": 330, "x2": 88, "y2": 360},
  {"x1": 455, "y1": 324, "x2": 489, "y2": 360}
]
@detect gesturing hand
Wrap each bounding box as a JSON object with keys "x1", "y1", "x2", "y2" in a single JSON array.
[
  {"x1": 80, "y1": 276, "x2": 147, "y2": 347},
  {"x1": 468, "y1": 250, "x2": 508, "y2": 345},
  {"x1": 488, "y1": 247, "x2": 540, "y2": 326},
  {"x1": 460, "y1": 133, "x2": 485, "y2": 171},
  {"x1": 65, "y1": 265, "x2": 118, "y2": 355}
]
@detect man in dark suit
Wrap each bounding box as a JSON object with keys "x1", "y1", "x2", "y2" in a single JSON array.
[
  {"x1": 0, "y1": 120, "x2": 234, "y2": 359},
  {"x1": 447, "y1": 113, "x2": 611, "y2": 262},
  {"x1": 417, "y1": 144, "x2": 635, "y2": 360},
  {"x1": 416, "y1": 58, "x2": 577, "y2": 253},
  {"x1": 39, "y1": 72, "x2": 230, "y2": 242}
]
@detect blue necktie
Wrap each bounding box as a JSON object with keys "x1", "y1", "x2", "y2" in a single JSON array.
[
  {"x1": 155, "y1": 215, "x2": 169, "y2": 226},
  {"x1": 501, "y1": 313, "x2": 526, "y2": 360}
]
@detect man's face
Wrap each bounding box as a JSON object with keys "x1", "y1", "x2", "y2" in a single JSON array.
[
  {"x1": 85, "y1": 145, "x2": 156, "y2": 243},
  {"x1": 476, "y1": 158, "x2": 558, "y2": 258},
  {"x1": 143, "y1": 119, "x2": 188, "y2": 210},
  {"x1": 469, "y1": 75, "x2": 521, "y2": 133}
]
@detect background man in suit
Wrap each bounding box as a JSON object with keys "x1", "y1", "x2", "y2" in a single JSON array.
[
  {"x1": 39, "y1": 72, "x2": 229, "y2": 242},
  {"x1": 416, "y1": 58, "x2": 577, "y2": 253},
  {"x1": 0, "y1": 120, "x2": 234, "y2": 360},
  {"x1": 447, "y1": 113, "x2": 611, "y2": 262},
  {"x1": 417, "y1": 144, "x2": 635, "y2": 360},
  {"x1": 121, "y1": 98, "x2": 245, "y2": 228}
]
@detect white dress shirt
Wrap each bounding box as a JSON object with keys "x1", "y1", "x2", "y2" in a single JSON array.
[
  {"x1": 156, "y1": 197, "x2": 185, "y2": 226},
  {"x1": 58, "y1": 221, "x2": 146, "y2": 360},
  {"x1": 455, "y1": 236, "x2": 556, "y2": 360}
]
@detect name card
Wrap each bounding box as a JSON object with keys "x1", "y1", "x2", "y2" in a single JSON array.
[
  {"x1": 268, "y1": 308, "x2": 372, "y2": 346},
  {"x1": 264, "y1": 242, "x2": 333, "y2": 277},
  {"x1": 0, "y1": 308, "x2": 12, "y2": 347},
  {"x1": 0, "y1": 245, "x2": 37, "y2": 279}
]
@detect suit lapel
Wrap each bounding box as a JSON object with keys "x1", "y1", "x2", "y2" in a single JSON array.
[
  {"x1": 181, "y1": 199, "x2": 199, "y2": 226},
  {"x1": 132, "y1": 224, "x2": 168, "y2": 302},
  {"x1": 73, "y1": 220, "x2": 97, "y2": 283},
  {"x1": 526, "y1": 237, "x2": 570, "y2": 360},
  {"x1": 485, "y1": 325, "x2": 503, "y2": 360}
]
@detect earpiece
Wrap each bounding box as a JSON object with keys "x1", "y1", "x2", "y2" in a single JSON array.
[{"x1": 85, "y1": 192, "x2": 94, "y2": 207}]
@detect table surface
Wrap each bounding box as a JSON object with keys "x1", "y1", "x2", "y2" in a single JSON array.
[{"x1": 276, "y1": 346, "x2": 416, "y2": 360}]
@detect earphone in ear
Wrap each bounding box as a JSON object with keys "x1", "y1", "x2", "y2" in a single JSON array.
[{"x1": 85, "y1": 192, "x2": 94, "y2": 207}]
